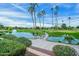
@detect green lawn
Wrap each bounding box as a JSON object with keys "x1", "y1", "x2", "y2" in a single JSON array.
[{"x1": 17, "y1": 29, "x2": 79, "y2": 39}]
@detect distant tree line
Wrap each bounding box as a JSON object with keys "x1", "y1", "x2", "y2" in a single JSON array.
[{"x1": 27, "y1": 3, "x2": 78, "y2": 30}]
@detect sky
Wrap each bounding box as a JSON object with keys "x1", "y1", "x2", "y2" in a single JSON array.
[{"x1": 0, "y1": 3, "x2": 79, "y2": 27}]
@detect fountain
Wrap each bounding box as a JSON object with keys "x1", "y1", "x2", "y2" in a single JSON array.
[
  {"x1": 43, "y1": 33, "x2": 48, "y2": 40},
  {"x1": 11, "y1": 29, "x2": 34, "y2": 39},
  {"x1": 12, "y1": 29, "x2": 17, "y2": 34}
]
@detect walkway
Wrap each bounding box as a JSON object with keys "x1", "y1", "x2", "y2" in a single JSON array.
[
  {"x1": 26, "y1": 46, "x2": 53, "y2": 56},
  {"x1": 29, "y1": 39, "x2": 79, "y2": 55},
  {"x1": 26, "y1": 33, "x2": 79, "y2": 56}
]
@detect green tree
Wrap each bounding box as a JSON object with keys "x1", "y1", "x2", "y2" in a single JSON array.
[
  {"x1": 40, "y1": 9, "x2": 46, "y2": 28},
  {"x1": 54, "y1": 5, "x2": 59, "y2": 29},
  {"x1": 68, "y1": 17, "x2": 71, "y2": 27},
  {"x1": 37, "y1": 12, "x2": 42, "y2": 28},
  {"x1": 28, "y1": 6, "x2": 35, "y2": 28},
  {"x1": 51, "y1": 7, "x2": 54, "y2": 27},
  {"x1": 76, "y1": 26, "x2": 79, "y2": 29},
  {"x1": 28, "y1": 3, "x2": 38, "y2": 28},
  {"x1": 61, "y1": 23, "x2": 67, "y2": 29},
  {"x1": 0, "y1": 24, "x2": 4, "y2": 29}
]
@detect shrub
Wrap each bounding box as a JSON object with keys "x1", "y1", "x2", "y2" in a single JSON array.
[
  {"x1": 64, "y1": 35, "x2": 74, "y2": 44},
  {"x1": 58, "y1": 41, "x2": 61, "y2": 43},
  {"x1": 1, "y1": 34, "x2": 17, "y2": 40},
  {"x1": 1, "y1": 34, "x2": 32, "y2": 47},
  {"x1": 76, "y1": 43, "x2": 79, "y2": 45},
  {"x1": 53, "y1": 45, "x2": 77, "y2": 56},
  {"x1": 0, "y1": 31, "x2": 5, "y2": 36},
  {"x1": 0, "y1": 39, "x2": 26, "y2": 56},
  {"x1": 16, "y1": 37, "x2": 32, "y2": 47}
]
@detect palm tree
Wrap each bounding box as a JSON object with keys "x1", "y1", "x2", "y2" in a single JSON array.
[
  {"x1": 28, "y1": 3, "x2": 38, "y2": 28},
  {"x1": 51, "y1": 7, "x2": 54, "y2": 27},
  {"x1": 62, "y1": 20, "x2": 64, "y2": 24},
  {"x1": 68, "y1": 17, "x2": 71, "y2": 27},
  {"x1": 28, "y1": 6, "x2": 35, "y2": 28},
  {"x1": 40, "y1": 9, "x2": 46, "y2": 28},
  {"x1": 54, "y1": 5, "x2": 59, "y2": 29},
  {"x1": 37, "y1": 12, "x2": 42, "y2": 28}
]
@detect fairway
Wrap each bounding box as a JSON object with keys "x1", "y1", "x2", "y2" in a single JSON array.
[{"x1": 17, "y1": 29, "x2": 79, "y2": 39}]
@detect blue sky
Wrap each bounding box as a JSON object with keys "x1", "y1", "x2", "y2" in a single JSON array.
[{"x1": 0, "y1": 3, "x2": 79, "y2": 27}]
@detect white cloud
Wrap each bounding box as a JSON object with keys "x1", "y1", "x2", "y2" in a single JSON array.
[
  {"x1": 0, "y1": 11, "x2": 30, "y2": 18},
  {"x1": 0, "y1": 17, "x2": 31, "y2": 27},
  {"x1": 0, "y1": 11, "x2": 78, "y2": 27},
  {"x1": 39, "y1": 15, "x2": 79, "y2": 27},
  {"x1": 0, "y1": 16, "x2": 53, "y2": 27},
  {"x1": 10, "y1": 3, "x2": 26, "y2": 12},
  {"x1": 74, "y1": 4, "x2": 79, "y2": 13},
  {"x1": 50, "y1": 3, "x2": 73, "y2": 9}
]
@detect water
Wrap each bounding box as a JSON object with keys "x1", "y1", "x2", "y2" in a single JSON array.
[
  {"x1": 48, "y1": 36, "x2": 64, "y2": 42},
  {"x1": 11, "y1": 29, "x2": 48, "y2": 39},
  {"x1": 12, "y1": 29, "x2": 17, "y2": 34},
  {"x1": 48, "y1": 35, "x2": 79, "y2": 44},
  {"x1": 11, "y1": 29, "x2": 34, "y2": 39},
  {"x1": 11, "y1": 29, "x2": 79, "y2": 44}
]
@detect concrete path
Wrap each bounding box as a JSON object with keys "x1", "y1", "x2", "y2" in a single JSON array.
[
  {"x1": 27, "y1": 47, "x2": 51, "y2": 56},
  {"x1": 30, "y1": 39, "x2": 79, "y2": 55}
]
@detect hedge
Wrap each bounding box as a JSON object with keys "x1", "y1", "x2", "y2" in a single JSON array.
[
  {"x1": 0, "y1": 39, "x2": 26, "y2": 56},
  {"x1": 16, "y1": 37, "x2": 32, "y2": 47},
  {"x1": 0, "y1": 34, "x2": 32, "y2": 47},
  {"x1": 53, "y1": 45, "x2": 78, "y2": 56},
  {"x1": 0, "y1": 34, "x2": 17, "y2": 40}
]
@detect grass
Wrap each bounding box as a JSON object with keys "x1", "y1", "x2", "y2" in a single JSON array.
[
  {"x1": 0, "y1": 39, "x2": 26, "y2": 56},
  {"x1": 17, "y1": 29, "x2": 45, "y2": 36},
  {"x1": 0, "y1": 34, "x2": 32, "y2": 56},
  {"x1": 17, "y1": 29, "x2": 79, "y2": 39},
  {"x1": 1, "y1": 34, "x2": 32, "y2": 47}
]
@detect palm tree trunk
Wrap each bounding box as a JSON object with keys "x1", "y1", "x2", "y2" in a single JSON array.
[
  {"x1": 52, "y1": 13, "x2": 53, "y2": 27},
  {"x1": 69, "y1": 19, "x2": 70, "y2": 27},
  {"x1": 34, "y1": 11, "x2": 37, "y2": 28},
  {"x1": 43, "y1": 16, "x2": 44, "y2": 28},
  {"x1": 55, "y1": 15, "x2": 58, "y2": 30},
  {"x1": 39, "y1": 17, "x2": 41, "y2": 29},
  {"x1": 31, "y1": 14, "x2": 35, "y2": 28}
]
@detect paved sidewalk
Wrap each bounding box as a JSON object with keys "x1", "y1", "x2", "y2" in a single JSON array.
[
  {"x1": 30, "y1": 39, "x2": 79, "y2": 55},
  {"x1": 30, "y1": 46, "x2": 53, "y2": 55},
  {"x1": 27, "y1": 47, "x2": 51, "y2": 56}
]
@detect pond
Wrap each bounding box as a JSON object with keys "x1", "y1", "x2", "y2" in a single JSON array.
[
  {"x1": 11, "y1": 29, "x2": 34, "y2": 39},
  {"x1": 48, "y1": 35, "x2": 79, "y2": 45},
  {"x1": 11, "y1": 29, "x2": 79, "y2": 45}
]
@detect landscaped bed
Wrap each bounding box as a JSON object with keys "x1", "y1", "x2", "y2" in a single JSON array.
[
  {"x1": 53, "y1": 45, "x2": 78, "y2": 56},
  {"x1": 0, "y1": 34, "x2": 32, "y2": 56},
  {"x1": 0, "y1": 39, "x2": 26, "y2": 56},
  {"x1": 1, "y1": 34, "x2": 32, "y2": 47}
]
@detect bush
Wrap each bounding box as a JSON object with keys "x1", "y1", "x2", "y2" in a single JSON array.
[
  {"x1": 1, "y1": 34, "x2": 32, "y2": 47},
  {"x1": 1, "y1": 34, "x2": 17, "y2": 40},
  {"x1": 76, "y1": 43, "x2": 79, "y2": 45},
  {"x1": 64, "y1": 35, "x2": 74, "y2": 44},
  {"x1": 53, "y1": 45, "x2": 77, "y2": 56},
  {"x1": 16, "y1": 37, "x2": 32, "y2": 47},
  {"x1": 0, "y1": 31, "x2": 5, "y2": 36},
  {"x1": 0, "y1": 34, "x2": 32, "y2": 56},
  {"x1": 0, "y1": 39, "x2": 26, "y2": 56}
]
